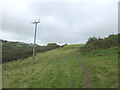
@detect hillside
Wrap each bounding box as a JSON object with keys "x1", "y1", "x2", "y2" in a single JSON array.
[
  {"x1": 2, "y1": 45, "x2": 118, "y2": 88},
  {"x1": 2, "y1": 40, "x2": 60, "y2": 63}
]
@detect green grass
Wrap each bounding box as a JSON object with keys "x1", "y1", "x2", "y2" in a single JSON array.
[
  {"x1": 64, "y1": 44, "x2": 85, "y2": 47},
  {"x1": 2, "y1": 45, "x2": 118, "y2": 88},
  {"x1": 2, "y1": 46, "x2": 83, "y2": 88},
  {"x1": 76, "y1": 47, "x2": 118, "y2": 88}
]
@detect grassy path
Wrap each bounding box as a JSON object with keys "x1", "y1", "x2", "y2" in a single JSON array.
[{"x1": 2, "y1": 46, "x2": 83, "y2": 88}]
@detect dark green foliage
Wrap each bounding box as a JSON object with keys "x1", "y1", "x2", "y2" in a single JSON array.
[
  {"x1": 61, "y1": 44, "x2": 67, "y2": 47},
  {"x1": 2, "y1": 40, "x2": 60, "y2": 63},
  {"x1": 46, "y1": 43, "x2": 60, "y2": 50},
  {"x1": 80, "y1": 34, "x2": 119, "y2": 54}
]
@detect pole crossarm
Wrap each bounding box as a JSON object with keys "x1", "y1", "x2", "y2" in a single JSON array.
[{"x1": 31, "y1": 21, "x2": 40, "y2": 24}]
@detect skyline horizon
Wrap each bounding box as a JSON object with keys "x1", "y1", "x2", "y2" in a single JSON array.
[{"x1": 1, "y1": 32, "x2": 118, "y2": 46}]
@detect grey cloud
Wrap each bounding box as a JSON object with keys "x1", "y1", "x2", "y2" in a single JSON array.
[{"x1": 2, "y1": 2, "x2": 118, "y2": 45}]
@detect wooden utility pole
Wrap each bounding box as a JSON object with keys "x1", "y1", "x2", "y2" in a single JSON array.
[{"x1": 31, "y1": 19, "x2": 40, "y2": 58}]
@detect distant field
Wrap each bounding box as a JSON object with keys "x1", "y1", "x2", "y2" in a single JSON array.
[
  {"x1": 2, "y1": 44, "x2": 118, "y2": 88},
  {"x1": 64, "y1": 44, "x2": 85, "y2": 47}
]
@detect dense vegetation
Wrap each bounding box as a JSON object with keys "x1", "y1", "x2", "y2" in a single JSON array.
[
  {"x1": 2, "y1": 40, "x2": 60, "y2": 63},
  {"x1": 79, "y1": 34, "x2": 119, "y2": 54}
]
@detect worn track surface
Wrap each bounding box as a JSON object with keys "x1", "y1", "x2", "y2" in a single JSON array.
[{"x1": 72, "y1": 52, "x2": 90, "y2": 88}]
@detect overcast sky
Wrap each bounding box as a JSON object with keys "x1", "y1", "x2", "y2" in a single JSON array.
[{"x1": 0, "y1": 0, "x2": 118, "y2": 45}]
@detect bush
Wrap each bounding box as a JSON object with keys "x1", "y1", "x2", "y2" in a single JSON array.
[{"x1": 79, "y1": 34, "x2": 119, "y2": 54}]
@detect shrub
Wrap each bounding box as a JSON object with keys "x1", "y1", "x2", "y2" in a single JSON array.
[{"x1": 79, "y1": 34, "x2": 119, "y2": 54}]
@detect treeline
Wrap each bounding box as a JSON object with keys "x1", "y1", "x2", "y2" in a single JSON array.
[
  {"x1": 2, "y1": 40, "x2": 60, "y2": 63},
  {"x1": 80, "y1": 34, "x2": 119, "y2": 54}
]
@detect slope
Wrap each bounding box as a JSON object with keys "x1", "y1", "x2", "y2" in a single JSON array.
[
  {"x1": 2, "y1": 45, "x2": 84, "y2": 88},
  {"x1": 2, "y1": 45, "x2": 118, "y2": 88}
]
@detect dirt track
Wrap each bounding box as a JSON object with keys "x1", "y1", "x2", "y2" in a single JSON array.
[{"x1": 72, "y1": 52, "x2": 90, "y2": 88}]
